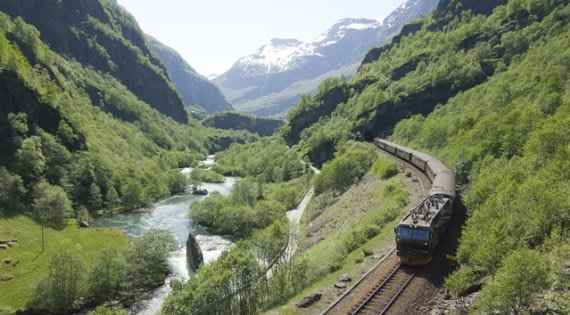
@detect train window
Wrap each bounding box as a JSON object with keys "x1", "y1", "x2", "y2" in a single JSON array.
[
  {"x1": 413, "y1": 229, "x2": 430, "y2": 241},
  {"x1": 396, "y1": 226, "x2": 430, "y2": 242},
  {"x1": 397, "y1": 227, "x2": 414, "y2": 240}
]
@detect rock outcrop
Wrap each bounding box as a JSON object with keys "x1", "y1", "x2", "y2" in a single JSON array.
[{"x1": 186, "y1": 233, "x2": 203, "y2": 271}]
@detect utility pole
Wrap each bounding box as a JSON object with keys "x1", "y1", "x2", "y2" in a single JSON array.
[{"x1": 41, "y1": 223, "x2": 44, "y2": 252}]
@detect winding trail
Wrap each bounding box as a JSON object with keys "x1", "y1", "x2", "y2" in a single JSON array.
[{"x1": 285, "y1": 166, "x2": 320, "y2": 256}]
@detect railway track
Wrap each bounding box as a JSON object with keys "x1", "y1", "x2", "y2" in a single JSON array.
[
  {"x1": 322, "y1": 251, "x2": 414, "y2": 315},
  {"x1": 351, "y1": 265, "x2": 414, "y2": 315}
]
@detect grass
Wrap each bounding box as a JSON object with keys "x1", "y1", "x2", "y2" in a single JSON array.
[
  {"x1": 263, "y1": 170, "x2": 416, "y2": 314},
  {"x1": 265, "y1": 224, "x2": 400, "y2": 315},
  {"x1": 0, "y1": 215, "x2": 127, "y2": 313}
]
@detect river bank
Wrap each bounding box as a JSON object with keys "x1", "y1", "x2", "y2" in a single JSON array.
[{"x1": 92, "y1": 160, "x2": 236, "y2": 314}]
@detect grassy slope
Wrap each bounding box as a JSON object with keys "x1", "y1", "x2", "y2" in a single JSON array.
[
  {"x1": 0, "y1": 215, "x2": 127, "y2": 312},
  {"x1": 265, "y1": 164, "x2": 422, "y2": 314}
]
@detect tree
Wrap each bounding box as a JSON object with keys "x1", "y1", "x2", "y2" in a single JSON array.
[
  {"x1": 87, "y1": 249, "x2": 125, "y2": 304},
  {"x1": 32, "y1": 180, "x2": 72, "y2": 227},
  {"x1": 14, "y1": 136, "x2": 45, "y2": 184},
  {"x1": 28, "y1": 251, "x2": 85, "y2": 314},
  {"x1": 7, "y1": 112, "x2": 28, "y2": 149},
  {"x1": 476, "y1": 249, "x2": 550, "y2": 314},
  {"x1": 121, "y1": 180, "x2": 144, "y2": 210},
  {"x1": 105, "y1": 185, "x2": 121, "y2": 207},
  {"x1": 0, "y1": 166, "x2": 25, "y2": 212},
  {"x1": 120, "y1": 229, "x2": 177, "y2": 303}
]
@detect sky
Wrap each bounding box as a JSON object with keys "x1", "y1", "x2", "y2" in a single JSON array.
[{"x1": 116, "y1": 0, "x2": 406, "y2": 77}]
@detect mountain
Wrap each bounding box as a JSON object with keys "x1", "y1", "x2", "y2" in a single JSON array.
[
  {"x1": 213, "y1": 0, "x2": 439, "y2": 117},
  {"x1": 0, "y1": 0, "x2": 189, "y2": 123},
  {"x1": 277, "y1": 0, "x2": 570, "y2": 312},
  {"x1": 0, "y1": 0, "x2": 251, "y2": 226},
  {"x1": 148, "y1": 36, "x2": 234, "y2": 113}
]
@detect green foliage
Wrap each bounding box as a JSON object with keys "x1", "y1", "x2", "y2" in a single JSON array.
[
  {"x1": 214, "y1": 137, "x2": 306, "y2": 182},
  {"x1": 0, "y1": 166, "x2": 25, "y2": 212},
  {"x1": 0, "y1": 11, "x2": 254, "y2": 222},
  {"x1": 475, "y1": 249, "x2": 550, "y2": 314},
  {"x1": 28, "y1": 251, "x2": 85, "y2": 314},
  {"x1": 87, "y1": 305, "x2": 128, "y2": 315},
  {"x1": 313, "y1": 141, "x2": 376, "y2": 195},
  {"x1": 202, "y1": 111, "x2": 283, "y2": 136},
  {"x1": 375, "y1": 2, "x2": 570, "y2": 310},
  {"x1": 190, "y1": 168, "x2": 225, "y2": 183},
  {"x1": 120, "y1": 229, "x2": 177, "y2": 303},
  {"x1": 371, "y1": 156, "x2": 399, "y2": 179},
  {"x1": 14, "y1": 136, "x2": 45, "y2": 184},
  {"x1": 87, "y1": 249, "x2": 125, "y2": 305},
  {"x1": 32, "y1": 180, "x2": 73, "y2": 227},
  {"x1": 162, "y1": 242, "x2": 265, "y2": 315}
]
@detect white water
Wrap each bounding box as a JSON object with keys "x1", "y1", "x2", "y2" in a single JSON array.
[{"x1": 93, "y1": 157, "x2": 235, "y2": 314}]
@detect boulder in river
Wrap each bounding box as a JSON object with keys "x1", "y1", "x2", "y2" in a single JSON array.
[{"x1": 186, "y1": 233, "x2": 204, "y2": 271}]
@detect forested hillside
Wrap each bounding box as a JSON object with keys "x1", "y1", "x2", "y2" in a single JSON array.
[
  {"x1": 278, "y1": 0, "x2": 570, "y2": 312},
  {"x1": 0, "y1": 0, "x2": 250, "y2": 221},
  {"x1": 202, "y1": 112, "x2": 283, "y2": 137}
]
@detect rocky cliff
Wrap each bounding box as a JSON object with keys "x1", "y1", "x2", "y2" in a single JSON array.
[
  {"x1": 148, "y1": 36, "x2": 233, "y2": 113},
  {"x1": 0, "y1": 0, "x2": 188, "y2": 123}
]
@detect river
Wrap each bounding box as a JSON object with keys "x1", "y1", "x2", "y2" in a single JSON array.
[{"x1": 92, "y1": 158, "x2": 236, "y2": 314}]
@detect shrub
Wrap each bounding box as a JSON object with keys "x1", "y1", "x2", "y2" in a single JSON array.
[{"x1": 372, "y1": 157, "x2": 399, "y2": 179}]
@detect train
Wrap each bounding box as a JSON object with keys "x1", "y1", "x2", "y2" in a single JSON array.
[{"x1": 374, "y1": 138, "x2": 456, "y2": 266}]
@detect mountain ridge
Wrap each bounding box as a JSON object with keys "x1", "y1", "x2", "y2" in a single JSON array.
[
  {"x1": 214, "y1": 0, "x2": 439, "y2": 117},
  {"x1": 148, "y1": 35, "x2": 234, "y2": 113}
]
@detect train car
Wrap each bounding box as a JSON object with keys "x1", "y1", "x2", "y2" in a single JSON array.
[
  {"x1": 374, "y1": 138, "x2": 456, "y2": 266},
  {"x1": 374, "y1": 138, "x2": 387, "y2": 150},
  {"x1": 395, "y1": 192, "x2": 453, "y2": 265},
  {"x1": 426, "y1": 159, "x2": 448, "y2": 182},
  {"x1": 429, "y1": 170, "x2": 456, "y2": 199},
  {"x1": 381, "y1": 140, "x2": 397, "y2": 155},
  {"x1": 409, "y1": 150, "x2": 432, "y2": 172},
  {"x1": 394, "y1": 145, "x2": 413, "y2": 161}
]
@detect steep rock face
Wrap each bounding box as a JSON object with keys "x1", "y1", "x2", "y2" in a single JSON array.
[
  {"x1": 0, "y1": 0, "x2": 188, "y2": 123},
  {"x1": 433, "y1": 0, "x2": 509, "y2": 21},
  {"x1": 148, "y1": 36, "x2": 233, "y2": 113},
  {"x1": 214, "y1": 0, "x2": 439, "y2": 117},
  {"x1": 186, "y1": 233, "x2": 204, "y2": 271}
]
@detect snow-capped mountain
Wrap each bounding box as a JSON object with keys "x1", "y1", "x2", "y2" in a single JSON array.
[{"x1": 213, "y1": 0, "x2": 439, "y2": 117}]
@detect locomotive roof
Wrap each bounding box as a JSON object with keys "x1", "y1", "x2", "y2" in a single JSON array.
[{"x1": 400, "y1": 194, "x2": 450, "y2": 228}]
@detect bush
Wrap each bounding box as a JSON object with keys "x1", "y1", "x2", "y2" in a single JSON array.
[
  {"x1": 190, "y1": 168, "x2": 225, "y2": 183},
  {"x1": 28, "y1": 251, "x2": 85, "y2": 314},
  {"x1": 372, "y1": 157, "x2": 399, "y2": 179}
]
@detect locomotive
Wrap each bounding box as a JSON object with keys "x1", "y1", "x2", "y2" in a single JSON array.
[{"x1": 374, "y1": 138, "x2": 456, "y2": 266}]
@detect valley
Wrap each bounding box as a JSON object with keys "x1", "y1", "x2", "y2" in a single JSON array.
[{"x1": 1, "y1": 0, "x2": 570, "y2": 314}]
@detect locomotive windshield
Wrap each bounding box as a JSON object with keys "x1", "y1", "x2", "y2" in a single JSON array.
[{"x1": 396, "y1": 226, "x2": 430, "y2": 242}]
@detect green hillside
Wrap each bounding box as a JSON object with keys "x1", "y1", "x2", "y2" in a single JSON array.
[{"x1": 278, "y1": 0, "x2": 570, "y2": 312}]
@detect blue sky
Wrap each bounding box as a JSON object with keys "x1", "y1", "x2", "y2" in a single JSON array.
[{"x1": 117, "y1": 0, "x2": 405, "y2": 77}]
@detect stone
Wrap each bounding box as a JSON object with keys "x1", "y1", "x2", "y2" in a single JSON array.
[
  {"x1": 296, "y1": 293, "x2": 321, "y2": 308},
  {"x1": 0, "y1": 244, "x2": 8, "y2": 249},
  {"x1": 338, "y1": 274, "x2": 352, "y2": 282},
  {"x1": 79, "y1": 220, "x2": 90, "y2": 228},
  {"x1": 334, "y1": 282, "x2": 347, "y2": 289},
  {"x1": 186, "y1": 233, "x2": 204, "y2": 271},
  {"x1": 0, "y1": 275, "x2": 13, "y2": 281}
]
